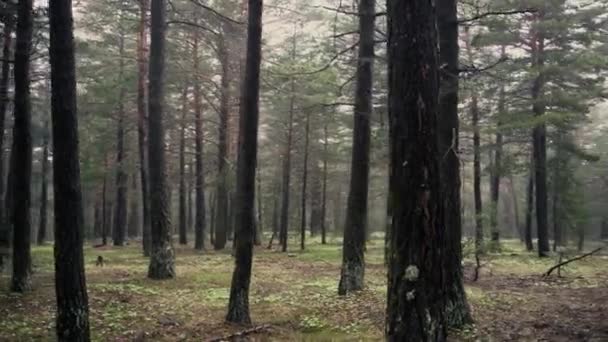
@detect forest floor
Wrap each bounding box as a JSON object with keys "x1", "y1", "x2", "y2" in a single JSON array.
[{"x1": 1, "y1": 237, "x2": 607, "y2": 341}]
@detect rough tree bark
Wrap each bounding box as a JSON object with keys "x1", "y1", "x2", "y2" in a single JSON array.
[
  {"x1": 113, "y1": 30, "x2": 128, "y2": 247},
  {"x1": 226, "y1": 0, "x2": 263, "y2": 324},
  {"x1": 0, "y1": 13, "x2": 13, "y2": 225},
  {"x1": 137, "y1": 0, "x2": 151, "y2": 256},
  {"x1": 437, "y1": 0, "x2": 472, "y2": 327},
  {"x1": 49, "y1": 0, "x2": 91, "y2": 338},
  {"x1": 11, "y1": 0, "x2": 33, "y2": 293},
  {"x1": 385, "y1": 0, "x2": 446, "y2": 340},
  {"x1": 147, "y1": 0, "x2": 175, "y2": 279},
  {"x1": 193, "y1": 31, "x2": 206, "y2": 250},
  {"x1": 37, "y1": 120, "x2": 50, "y2": 245},
  {"x1": 338, "y1": 0, "x2": 374, "y2": 296}
]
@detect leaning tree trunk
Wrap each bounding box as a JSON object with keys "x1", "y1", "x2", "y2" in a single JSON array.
[
  {"x1": 137, "y1": 0, "x2": 151, "y2": 256},
  {"x1": 437, "y1": 0, "x2": 472, "y2": 327},
  {"x1": 11, "y1": 0, "x2": 34, "y2": 293},
  {"x1": 37, "y1": 121, "x2": 50, "y2": 245},
  {"x1": 178, "y1": 83, "x2": 188, "y2": 245},
  {"x1": 0, "y1": 14, "x2": 14, "y2": 225},
  {"x1": 385, "y1": 1, "x2": 446, "y2": 340},
  {"x1": 49, "y1": 0, "x2": 91, "y2": 338},
  {"x1": 147, "y1": 0, "x2": 175, "y2": 279},
  {"x1": 226, "y1": 0, "x2": 263, "y2": 324},
  {"x1": 338, "y1": 0, "x2": 374, "y2": 296},
  {"x1": 113, "y1": 31, "x2": 128, "y2": 247},
  {"x1": 300, "y1": 111, "x2": 310, "y2": 250},
  {"x1": 193, "y1": 31, "x2": 206, "y2": 250}
]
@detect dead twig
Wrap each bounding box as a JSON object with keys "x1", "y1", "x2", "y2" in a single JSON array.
[{"x1": 543, "y1": 246, "x2": 606, "y2": 277}]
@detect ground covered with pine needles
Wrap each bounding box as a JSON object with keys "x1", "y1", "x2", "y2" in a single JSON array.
[{"x1": 1, "y1": 237, "x2": 607, "y2": 341}]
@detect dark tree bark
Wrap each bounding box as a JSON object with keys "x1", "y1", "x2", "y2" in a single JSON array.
[
  {"x1": 187, "y1": 160, "x2": 193, "y2": 234},
  {"x1": 577, "y1": 225, "x2": 584, "y2": 252},
  {"x1": 147, "y1": 0, "x2": 175, "y2": 279},
  {"x1": 37, "y1": 120, "x2": 50, "y2": 245},
  {"x1": 279, "y1": 61, "x2": 295, "y2": 253},
  {"x1": 531, "y1": 19, "x2": 550, "y2": 257},
  {"x1": 193, "y1": 31, "x2": 206, "y2": 250},
  {"x1": 10, "y1": 0, "x2": 34, "y2": 293},
  {"x1": 525, "y1": 158, "x2": 534, "y2": 251},
  {"x1": 309, "y1": 160, "x2": 322, "y2": 237},
  {"x1": 601, "y1": 219, "x2": 608, "y2": 240},
  {"x1": 137, "y1": 0, "x2": 151, "y2": 256},
  {"x1": 300, "y1": 111, "x2": 310, "y2": 250},
  {"x1": 93, "y1": 199, "x2": 102, "y2": 239},
  {"x1": 552, "y1": 129, "x2": 563, "y2": 250},
  {"x1": 214, "y1": 35, "x2": 230, "y2": 250},
  {"x1": 209, "y1": 192, "x2": 215, "y2": 245},
  {"x1": 128, "y1": 170, "x2": 140, "y2": 238},
  {"x1": 0, "y1": 13, "x2": 14, "y2": 225},
  {"x1": 226, "y1": 0, "x2": 263, "y2": 324},
  {"x1": 465, "y1": 27, "x2": 484, "y2": 256},
  {"x1": 49, "y1": 0, "x2": 91, "y2": 338},
  {"x1": 178, "y1": 83, "x2": 188, "y2": 245},
  {"x1": 101, "y1": 157, "x2": 110, "y2": 246},
  {"x1": 338, "y1": 0, "x2": 374, "y2": 296},
  {"x1": 255, "y1": 166, "x2": 262, "y2": 245},
  {"x1": 113, "y1": 31, "x2": 128, "y2": 247},
  {"x1": 385, "y1": 0, "x2": 446, "y2": 340},
  {"x1": 437, "y1": 0, "x2": 472, "y2": 327},
  {"x1": 508, "y1": 174, "x2": 522, "y2": 241}
]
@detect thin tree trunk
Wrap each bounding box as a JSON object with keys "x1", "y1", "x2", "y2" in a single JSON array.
[
  {"x1": 552, "y1": 130, "x2": 563, "y2": 250},
  {"x1": 11, "y1": 0, "x2": 34, "y2": 293},
  {"x1": 508, "y1": 174, "x2": 522, "y2": 241},
  {"x1": 147, "y1": 0, "x2": 175, "y2": 279},
  {"x1": 179, "y1": 83, "x2": 188, "y2": 245},
  {"x1": 321, "y1": 123, "x2": 328, "y2": 244},
  {"x1": 137, "y1": 0, "x2": 151, "y2": 256},
  {"x1": 37, "y1": 120, "x2": 50, "y2": 245},
  {"x1": 226, "y1": 0, "x2": 263, "y2": 324},
  {"x1": 49, "y1": 0, "x2": 91, "y2": 337},
  {"x1": 113, "y1": 31, "x2": 128, "y2": 247},
  {"x1": 338, "y1": 0, "x2": 374, "y2": 296},
  {"x1": 300, "y1": 111, "x2": 310, "y2": 250},
  {"x1": 490, "y1": 45, "x2": 506, "y2": 243},
  {"x1": 193, "y1": 31, "x2": 206, "y2": 250},
  {"x1": 128, "y1": 169, "x2": 140, "y2": 238},
  {"x1": 255, "y1": 166, "x2": 262, "y2": 245},
  {"x1": 525, "y1": 159, "x2": 535, "y2": 251},
  {"x1": 209, "y1": 192, "x2": 216, "y2": 245},
  {"x1": 386, "y1": 1, "x2": 446, "y2": 338},
  {"x1": 437, "y1": 0, "x2": 472, "y2": 327}
]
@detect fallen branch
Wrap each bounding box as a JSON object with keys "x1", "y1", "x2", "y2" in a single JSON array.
[
  {"x1": 543, "y1": 246, "x2": 605, "y2": 277},
  {"x1": 207, "y1": 324, "x2": 271, "y2": 342}
]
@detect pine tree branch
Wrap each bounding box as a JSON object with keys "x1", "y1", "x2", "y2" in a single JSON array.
[{"x1": 458, "y1": 8, "x2": 537, "y2": 24}]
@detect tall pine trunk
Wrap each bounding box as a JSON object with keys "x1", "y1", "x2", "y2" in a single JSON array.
[
  {"x1": 49, "y1": 0, "x2": 91, "y2": 338},
  {"x1": 437, "y1": 0, "x2": 471, "y2": 327},
  {"x1": 338, "y1": 0, "x2": 374, "y2": 296},
  {"x1": 113, "y1": 31, "x2": 128, "y2": 247},
  {"x1": 525, "y1": 158, "x2": 535, "y2": 251},
  {"x1": 0, "y1": 14, "x2": 14, "y2": 225},
  {"x1": 321, "y1": 123, "x2": 328, "y2": 244},
  {"x1": 37, "y1": 120, "x2": 50, "y2": 245},
  {"x1": 226, "y1": 0, "x2": 263, "y2": 323},
  {"x1": 279, "y1": 56, "x2": 295, "y2": 253},
  {"x1": 193, "y1": 31, "x2": 206, "y2": 250},
  {"x1": 128, "y1": 170, "x2": 140, "y2": 238},
  {"x1": 300, "y1": 111, "x2": 310, "y2": 250},
  {"x1": 178, "y1": 83, "x2": 188, "y2": 245},
  {"x1": 137, "y1": 0, "x2": 151, "y2": 256},
  {"x1": 386, "y1": 1, "x2": 446, "y2": 338},
  {"x1": 490, "y1": 45, "x2": 506, "y2": 243},
  {"x1": 147, "y1": 0, "x2": 175, "y2": 279},
  {"x1": 11, "y1": 0, "x2": 34, "y2": 293}
]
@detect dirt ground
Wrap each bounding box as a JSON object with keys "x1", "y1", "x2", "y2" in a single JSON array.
[{"x1": 0, "y1": 238, "x2": 606, "y2": 341}]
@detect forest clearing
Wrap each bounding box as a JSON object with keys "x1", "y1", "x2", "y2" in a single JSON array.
[{"x1": 2, "y1": 238, "x2": 607, "y2": 341}]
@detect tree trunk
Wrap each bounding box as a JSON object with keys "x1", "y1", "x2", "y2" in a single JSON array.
[
  {"x1": 147, "y1": 0, "x2": 175, "y2": 279},
  {"x1": 226, "y1": 0, "x2": 263, "y2": 324},
  {"x1": 437, "y1": 0, "x2": 472, "y2": 327},
  {"x1": 128, "y1": 170, "x2": 140, "y2": 238},
  {"x1": 321, "y1": 123, "x2": 328, "y2": 244},
  {"x1": 577, "y1": 225, "x2": 584, "y2": 252},
  {"x1": 490, "y1": 46, "x2": 506, "y2": 244},
  {"x1": 525, "y1": 160, "x2": 534, "y2": 251},
  {"x1": 279, "y1": 51, "x2": 296, "y2": 253},
  {"x1": 386, "y1": 1, "x2": 446, "y2": 339},
  {"x1": 179, "y1": 83, "x2": 188, "y2": 245},
  {"x1": 11, "y1": 0, "x2": 34, "y2": 293},
  {"x1": 102, "y1": 157, "x2": 110, "y2": 246},
  {"x1": 49, "y1": 0, "x2": 91, "y2": 337},
  {"x1": 255, "y1": 167, "x2": 262, "y2": 245},
  {"x1": 552, "y1": 130, "x2": 563, "y2": 250},
  {"x1": 37, "y1": 120, "x2": 50, "y2": 245},
  {"x1": 300, "y1": 111, "x2": 310, "y2": 250},
  {"x1": 338, "y1": 0, "x2": 374, "y2": 296},
  {"x1": 137, "y1": 0, "x2": 151, "y2": 256},
  {"x1": 209, "y1": 192, "x2": 216, "y2": 245},
  {"x1": 214, "y1": 35, "x2": 230, "y2": 250},
  {"x1": 113, "y1": 31, "x2": 128, "y2": 247},
  {"x1": 193, "y1": 32, "x2": 206, "y2": 250},
  {"x1": 93, "y1": 199, "x2": 102, "y2": 239},
  {"x1": 508, "y1": 174, "x2": 522, "y2": 241},
  {"x1": 601, "y1": 219, "x2": 608, "y2": 240},
  {"x1": 465, "y1": 27, "x2": 484, "y2": 256},
  {"x1": 0, "y1": 14, "x2": 14, "y2": 225}
]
